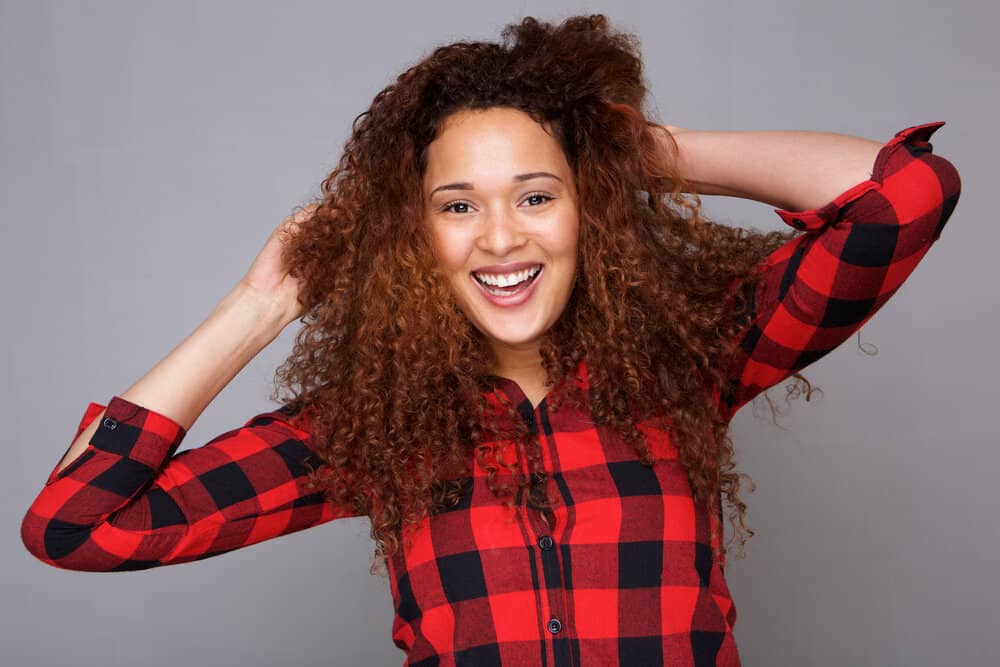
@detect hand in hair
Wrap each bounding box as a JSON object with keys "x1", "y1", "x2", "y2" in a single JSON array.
[{"x1": 238, "y1": 203, "x2": 317, "y2": 325}]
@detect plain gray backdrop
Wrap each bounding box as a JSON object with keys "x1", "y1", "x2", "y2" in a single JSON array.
[{"x1": 4, "y1": 1, "x2": 997, "y2": 665}]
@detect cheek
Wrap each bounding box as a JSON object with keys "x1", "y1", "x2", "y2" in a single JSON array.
[
  {"x1": 429, "y1": 228, "x2": 470, "y2": 273},
  {"x1": 553, "y1": 213, "x2": 580, "y2": 259}
]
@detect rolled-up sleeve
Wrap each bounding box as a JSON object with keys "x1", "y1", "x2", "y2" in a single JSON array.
[
  {"x1": 21, "y1": 396, "x2": 359, "y2": 571},
  {"x1": 720, "y1": 121, "x2": 962, "y2": 417}
]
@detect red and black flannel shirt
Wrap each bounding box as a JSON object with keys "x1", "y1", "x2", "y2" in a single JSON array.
[{"x1": 21, "y1": 122, "x2": 960, "y2": 666}]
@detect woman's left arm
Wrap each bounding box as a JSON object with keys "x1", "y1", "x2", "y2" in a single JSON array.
[
  {"x1": 661, "y1": 125, "x2": 884, "y2": 211},
  {"x1": 660, "y1": 122, "x2": 962, "y2": 418}
]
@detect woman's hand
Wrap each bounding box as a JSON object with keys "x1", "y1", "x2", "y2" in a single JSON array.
[{"x1": 238, "y1": 203, "x2": 317, "y2": 325}]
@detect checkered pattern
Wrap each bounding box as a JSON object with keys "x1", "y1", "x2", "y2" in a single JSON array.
[
  {"x1": 719, "y1": 121, "x2": 961, "y2": 419},
  {"x1": 20, "y1": 399, "x2": 356, "y2": 570},
  {"x1": 22, "y1": 121, "x2": 960, "y2": 666}
]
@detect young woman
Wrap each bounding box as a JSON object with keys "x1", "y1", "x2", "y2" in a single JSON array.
[{"x1": 21, "y1": 14, "x2": 960, "y2": 667}]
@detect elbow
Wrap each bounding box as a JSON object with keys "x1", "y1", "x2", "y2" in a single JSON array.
[
  {"x1": 21, "y1": 502, "x2": 182, "y2": 572},
  {"x1": 20, "y1": 509, "x2": 59, "y2": 569},
  {"x1": 926, "y1": 153, "x2": 962, "y2": 242},
  {"x1": 20, "y1": 507, "x2": 102, "y2": 572},
  {"x1": 894, "y1": 149, "x2": 961, "y2": 243}
]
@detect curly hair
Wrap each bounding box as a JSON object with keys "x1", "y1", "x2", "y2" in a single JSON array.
[{"x1": 270, "y1": 14, "x2": 816, "y2": 568}]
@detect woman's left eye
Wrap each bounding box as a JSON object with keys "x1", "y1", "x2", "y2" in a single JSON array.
[{"x1": 523, "y1": 193, "x2": 553, "y2": 206}]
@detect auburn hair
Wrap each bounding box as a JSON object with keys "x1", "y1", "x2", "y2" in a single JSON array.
[{"x1": 271, "y1": 14, "x2": 815, "y2": 568}]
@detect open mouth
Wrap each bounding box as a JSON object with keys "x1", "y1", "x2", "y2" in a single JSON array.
[{"x1": 472, "y1": 264, "x2": 543, "y2": 297}]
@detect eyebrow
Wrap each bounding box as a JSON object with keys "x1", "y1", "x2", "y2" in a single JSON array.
[{"x1": 428, "y1": 172, "x2": 563, "y2": 199}]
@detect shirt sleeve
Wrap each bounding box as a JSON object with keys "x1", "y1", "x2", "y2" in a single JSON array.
[
  {"x1": 20, "y1": 395, "x2": 360, "y2": 571},
  {"x1": 717, "y1": 121, "x2": 962, "y2": 418}
]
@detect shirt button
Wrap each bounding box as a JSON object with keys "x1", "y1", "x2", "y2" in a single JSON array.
[
  {"x1": 547, "y1": 618, "x2": 562, "y2": 634},
  {"x1": 102, "y1": 417, "x2": 118, "y2": 430},
  {"x1": 538, "y1": 535, "x2": 554, "y2": 550},
  {"x1": 791, "y1": 218, "x2": 807, "y2": 229}
]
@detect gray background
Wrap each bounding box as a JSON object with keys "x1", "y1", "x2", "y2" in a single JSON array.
[{"x1": 3, "y1": 1, "x2": 996, "y2": 665}]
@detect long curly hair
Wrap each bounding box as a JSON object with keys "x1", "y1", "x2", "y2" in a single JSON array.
[{"x1": 271, "y1": 14, "x2": 815, "y2": 568}]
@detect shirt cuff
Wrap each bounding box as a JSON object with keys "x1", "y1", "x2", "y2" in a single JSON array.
[
  {"x1": 45, "y1": 396, "x2": 187, "y2": 486},
  {"x1": 74, "y1": 401, "x2": 107, "y2": 440},
  {"x1": 772, "y1": 121, "x2": 946, "y2": 231}
]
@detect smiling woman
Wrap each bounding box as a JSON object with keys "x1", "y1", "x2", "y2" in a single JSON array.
[
  {"x1": 21, "y1": 12, "x2": 960, "y2": 667},
  {"x1": 423, "y1": 107, "x2": 580, "y2": 404}
]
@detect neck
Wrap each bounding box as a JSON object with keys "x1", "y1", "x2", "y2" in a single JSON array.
[{"x1": 491, "y1": 340, "x2": 547, "y2": 387}]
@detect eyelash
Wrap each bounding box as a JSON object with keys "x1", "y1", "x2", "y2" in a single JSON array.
[{"x1": 440, "y1": 191, "x2": 554, "y2": 214}]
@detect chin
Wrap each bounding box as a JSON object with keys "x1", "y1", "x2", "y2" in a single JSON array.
[
  {"x1": 455, "y1": 288, "x2": 565, "y2": 350},
  {"x1": 488, "y1": 331, "x2": 545, "y2": 348},
  {"x1": 467, "y1": 316, "x2": 546, "y2": 347}
]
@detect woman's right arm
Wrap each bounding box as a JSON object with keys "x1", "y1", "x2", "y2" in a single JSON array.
[
  {"x1": 20, "y1": 390, "x2": 359, "y2": 571},
  {"x1": 54, "y1": 203, "x2": 314, "y2": 453},
  {"x1": 53, "y1": 282, "x2": 290, "y2": 475},
  {"x1": 20, "y1": 207, "x2": 360, "y2": 570}
]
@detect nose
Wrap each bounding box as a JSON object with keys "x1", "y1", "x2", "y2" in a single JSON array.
[{"x1": 475, "y1": 205, "x2": 526, "y2": 256}]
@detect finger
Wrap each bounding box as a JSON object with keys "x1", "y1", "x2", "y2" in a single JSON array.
[{"x1": 289, "y1": 202, "x2": 320, "y2": 225}]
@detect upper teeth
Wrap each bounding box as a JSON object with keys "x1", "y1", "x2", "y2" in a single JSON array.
[{"x1": 474, "y1": 265, "x2": 542, "y2": 287}]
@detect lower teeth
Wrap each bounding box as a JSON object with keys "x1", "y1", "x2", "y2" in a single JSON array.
[
  {"x1": 483, "y1": 274, "x2": 534, "y2": 297},
  {"x1": 486, "y1": 283, "x2": 522, "y2": 296}
]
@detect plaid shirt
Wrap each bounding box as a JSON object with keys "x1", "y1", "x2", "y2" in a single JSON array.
[{"x1": 22, "y1": 121, "x2": 960, "y2": 666}]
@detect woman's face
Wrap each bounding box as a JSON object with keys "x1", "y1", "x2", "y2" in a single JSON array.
[{"x1": 422, "y1": 106, "x2": 579, "y2": 357}]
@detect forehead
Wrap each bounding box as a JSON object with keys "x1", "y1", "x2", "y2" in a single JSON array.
[{"x1": 422, "y1": 107, "x2": 568, "y2": 186}]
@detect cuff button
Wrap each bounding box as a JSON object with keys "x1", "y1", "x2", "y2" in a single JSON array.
[{"x1": 102, "y1": 417, "x2": 118, "y2": 430}]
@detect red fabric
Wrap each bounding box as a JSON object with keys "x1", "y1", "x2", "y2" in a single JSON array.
[{"x1": 21, "y1": 122, "x2": 960, "y2": 666}]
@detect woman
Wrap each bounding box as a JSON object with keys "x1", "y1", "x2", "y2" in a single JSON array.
[{"x1": 21, "y1": 14, "x2": 960, "y2": 667}]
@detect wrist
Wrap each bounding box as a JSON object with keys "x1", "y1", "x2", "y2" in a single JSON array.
[
  {"x1": 216, "y1": 283, "x2": 295, "y2": 344},
  {"x1": 662, "y1": 129, "x2": 750, "y2": 198}
]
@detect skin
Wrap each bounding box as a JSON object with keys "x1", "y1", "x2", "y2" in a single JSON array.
[
  {"x1": 422, "y1": 107, "x2": 580, "y2": 407},
  {"x1": 659, "y1": 125, "x2": 882, "y2": 211}
]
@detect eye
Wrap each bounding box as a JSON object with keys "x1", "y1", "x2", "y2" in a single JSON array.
[
  {"x1": 441, "y1": 200, "x2": 472, "y2": 214},
  {"x1": 523, "y1": 192, "x2": 553, "y2": 206}
]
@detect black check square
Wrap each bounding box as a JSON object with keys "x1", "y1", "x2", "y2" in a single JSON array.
[
  {"x1": 198, "y1": 461, "x2": 257, "y2": 509},
  {"x1": 438, "y1": 551, "x2": 488, "y2": 603}
]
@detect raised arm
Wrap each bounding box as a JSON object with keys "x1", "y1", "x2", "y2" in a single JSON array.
[
  {"x1": 49, "y1": 206, "x2": 311, "y2": 467},
  {"x1": 662, "y1": 123, "x2": 885, "y2": 212},
  {"x1": 663, "y1": 122, "x2": 962, "y2": 417},
  {"x1": 21, "y1": 396, "x2": 358, "y2": 571},
  {"x1": 19, "y1": 206, "x2": 358, "y2": 570}
]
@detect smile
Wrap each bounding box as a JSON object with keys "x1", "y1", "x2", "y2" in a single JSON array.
[
  {"x1": 473, "y1": 264, "x2": 542, "y2": 289},
  {"x1": 470, "y1": 264, "x2": 543, "y2": 306}
]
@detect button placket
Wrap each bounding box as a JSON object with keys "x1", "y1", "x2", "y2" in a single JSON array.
[{"x1": 532, "y1": 399, "x2": 573, "y2": 655}]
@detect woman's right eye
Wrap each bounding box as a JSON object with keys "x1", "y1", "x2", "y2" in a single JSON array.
[{"x1": 441, "y1": 201, "x2": 472, "y2": 214}]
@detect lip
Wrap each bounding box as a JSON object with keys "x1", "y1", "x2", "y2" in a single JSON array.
[
  {"x1": 472, "y1": 261, "x2": 543, "y2": 275},
  {"x1": 470, "y1": 266, "x2": 543, "y2": 308}
]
